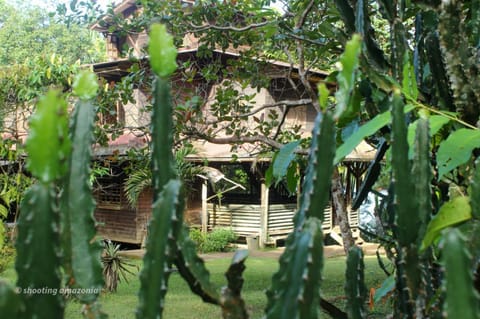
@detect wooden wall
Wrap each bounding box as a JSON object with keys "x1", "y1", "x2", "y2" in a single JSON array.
[{"x1": 207, "y1": 202, "x2": 336, "y2": 245}]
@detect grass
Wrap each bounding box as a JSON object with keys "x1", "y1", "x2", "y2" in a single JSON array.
[{"x1": 0, "y1": 253, "x2": 390, "y2": 318}]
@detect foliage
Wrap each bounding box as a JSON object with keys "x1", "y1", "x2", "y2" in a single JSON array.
[
  {"x1": 124, "y1": 145, "x2": 204, "y2": 207},
  {"x1": 192, "y1": 227, "x2": 237, "y2": 254},
  {"x1": 0, "y1": 0, "x2": 104, "y2": 66},
  {"x1": 0, "y1": 238, "x2": 15, "y2": 274},
  {"x1": 101, "y1": 241, "x2": 138, "y2": 293}
]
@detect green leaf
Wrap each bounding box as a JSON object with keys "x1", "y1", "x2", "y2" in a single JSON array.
[
  {"x1": 318, "y1": 83, "x2": 330, "y2": 111},
  {"x1": 373, "y1": 275, "x2": 395, "y2": 305},
  {"x1": 72, "y1": 70, "x2": 99, "y2": 100},
  {"x1": 286, "y1": 161, "x2": 298, "y2": 194},
  {"x1": 335, "y1": 104, "x2": 415, "y2": 164},
  {"x1": 149, "y1": 24, "x2": 178, "y2": 77},
  {"x1": 407, "y1": 115, "x2": 450, "y2": 159},
  {"x1": 26, "y1": 90, "x2": 71, "y2": 183},
  {"x1": 0, "y1": 204, "x2": 7, "y2": 218},
  {"x1": 437, "y1": 129, "x2": 480, "y2": 178},
  {"x1": 265, "y1": 156, "x2": 274, "y2": 187},
  {"x1": 420, "y1": 196, "x2": 472, "y2": 251},
  {"x1": 334, "y1": 34, "x2": 362, "y2": 119},
  {"x1": 272, "y1": 141, "x2": 300, "y2": 184}
]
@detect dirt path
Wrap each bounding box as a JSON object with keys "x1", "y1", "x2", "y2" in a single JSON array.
[{"x1": 119, "y1": 242, "x2": 381, "y2": 260}]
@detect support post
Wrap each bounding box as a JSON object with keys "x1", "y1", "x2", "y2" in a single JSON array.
[
  {"x1": 201, "y1": 180, "x2": 208, "y2": 234},
  {"x1": 259, "y1": 181, "x2": 269, "y2": 248}
]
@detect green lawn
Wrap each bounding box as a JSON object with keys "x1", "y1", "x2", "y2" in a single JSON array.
[{"x1": 1, "y1": 254, "x2": 390, "y2": 318}]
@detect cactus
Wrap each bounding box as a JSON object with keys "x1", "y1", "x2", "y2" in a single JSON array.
[
  {"x1": 265, "y1": 110, "x2": 335, "y2": 319},
  {"x1": 345, "y1": 246, "x2": 367, "y2": 319},
  {"x1": 61, "y1": 71, "x2": 104, "y2": 315},
  {"x1": 174, "y1": 225, "x2": 220, "y2": 305},
  {"x1": 442, "y1": 228, "x2": 480, "y2": 319},
  {"x1": 136, "y1": 179, "x2": 184, "y2": 319},
  {"x1": 14, "y1": 90, "x2": 70, "y2": 319}
]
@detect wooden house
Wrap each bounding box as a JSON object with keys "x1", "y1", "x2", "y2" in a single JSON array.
[{"x1": 90, "y1": 0, "x2": 376, "y2": 247}]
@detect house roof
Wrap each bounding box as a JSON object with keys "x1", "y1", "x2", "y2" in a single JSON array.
[
  {"x1": 89, "y1": 48, "x2": 328, "y2": 83},
  {"x1": 343, "y1": 140, "x2": 377, "y2": 162}
]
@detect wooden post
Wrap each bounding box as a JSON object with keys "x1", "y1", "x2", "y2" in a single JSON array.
[
  {"x1": 201, "y1": 180, "x2": 208, "y2": 234},
  {"x1": 259, "y1": 181, "x2": 269, "y2": 248}
]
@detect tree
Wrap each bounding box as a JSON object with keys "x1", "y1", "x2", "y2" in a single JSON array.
[
  {"x1": 0, "y1": 0, "x2": 105, "y2": 66},
  {"x1": 0, "y1": 0, "x2": 107, "y2": 243}
]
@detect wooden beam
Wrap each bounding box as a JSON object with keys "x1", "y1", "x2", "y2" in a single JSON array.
[
  {"x1": 201, "y1": 180, "x2": 208, "y2": 234},
  {"x1": 259, "y1": 182, "x2": 269, "y2": 248}
]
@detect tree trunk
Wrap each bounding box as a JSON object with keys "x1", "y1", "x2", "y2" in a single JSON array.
[{"x1": 331, "y1": 166, "x2": 355, "y2": 254}]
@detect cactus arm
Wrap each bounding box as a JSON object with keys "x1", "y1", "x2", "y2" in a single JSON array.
[
  {"x1": 265, "y1": 218, "x2": 323, "y2": 319},
  {"x1": 136, "y1": 179, "x2": 182, "y2": 319},
  {"x1": 471, "y1": 160, "x2": 480, "y2": 220},
  {"x1": 345, "y1": 246, "x2": 367, "y2": 319},
  {"x1": 174, "y1": 225, "x2": 220, "y2": 305},
  {"x1": 151, "y1": 77, "x2": 176, "y2": 198},
  {"x1": 412, "y1": 117, "x2": 431, "y2": 245},
  {"x1": 391, "y1": 93, "x2": 418, "y2": 247},
  {"x1": 14, "y1": 89, "x2": 70, "y2": 319},
  {"x1": 0, "y1": 280, "x2": 23, "y2": 318},
  {"x1": 61, "y1": 97, "x2": 103, "y2": 308},
  {"x1": 220, "y1": 250, "x2": 249, "y2": 319},
  {"x1": 439, "y1": 1, "x2": 480, "y2": 123},
  {"x1": 149, "y1": 24, "x2": 177, "y2": 200},
  {"x1": 297, "y1": 111, "x2": 336, "y2": 224},
  {"x1": 443, "y1": 228, "x2": 480, "y2": 319},
  {"x1": 267, "y1": 108, "x2": 335, "y2": 318},
  {"x1": 15, "y1": 184, "x2": 64, "y2": 319}
]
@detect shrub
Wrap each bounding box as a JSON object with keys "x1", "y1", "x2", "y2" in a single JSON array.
[
  {"x1": 0, "y1": 240, "x2": 15, "y2": 274},
  {"x1": 189, "y1": 227, "x2": 206, "y2": 248},
  {"x1": 189, "y1": 227, "x2": 236, "y2": 253},
  {"x1": 201, "y1": 228, "x2": 236, "y2": 253}
]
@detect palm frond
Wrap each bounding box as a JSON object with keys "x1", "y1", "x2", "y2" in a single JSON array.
[{"x1": 124, "y1": 167, "x2": 152, "y2": 207}]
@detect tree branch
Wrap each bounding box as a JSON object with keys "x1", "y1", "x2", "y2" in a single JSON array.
[
  {"x1": 189, "y1": 21, "x2": 270, "y2": 33},
  {"x1": 204, "y1": 98, "x2": 313, "y2": 125},
  {"x1": 185, "y1": 129, "x2": 308, "y2": 155}
]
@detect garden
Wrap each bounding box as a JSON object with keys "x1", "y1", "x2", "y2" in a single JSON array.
[
  {"x1": 0, "y1": 248, "x2": 390, "y2": 318},
  {"x1": 1, "y1": 1, "x2": 480, "y2": 318}
]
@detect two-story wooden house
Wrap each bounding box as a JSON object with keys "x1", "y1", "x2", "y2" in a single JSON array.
[{"x1": 89, "y1": 0, "x2": 375, "y2": 247}]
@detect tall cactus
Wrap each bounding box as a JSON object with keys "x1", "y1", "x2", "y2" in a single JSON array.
[
  {"x1": 12, "y1": 72, "x2": 105, "y2": 319},
  {"x1": 15, "y1": 90, "x2": 70, "y2": 319},
  {"x1": 345, "y1": 246, "x2": 367, "y2": 319},
  {"x1": 265, "y1": 110, "x2": 335, "y2": 319},
  {"x1": 443, "y1": 229, "x2": 480, "y2": 319},
  {"x1": 61, "y1": 71, "x2": 104, "y2": 316},
  {"x1": 136, "y1": 24, "x2": 182, "y2": 319}
]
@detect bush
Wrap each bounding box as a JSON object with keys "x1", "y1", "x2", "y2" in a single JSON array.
[
  {"x1": 189, "y1": 227, "x2": 236, "y2": 253},
  {"x1": 189, "y1": 227, "x2": 206, "y2": 248},
  {"x1": 0, "y1": 240, "x2": 15, "y2": 274}
]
